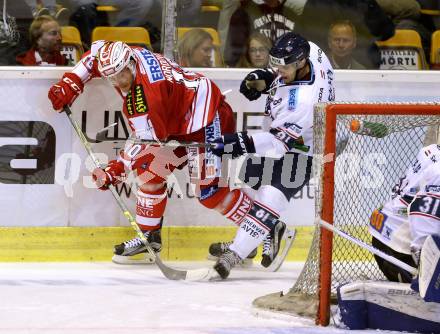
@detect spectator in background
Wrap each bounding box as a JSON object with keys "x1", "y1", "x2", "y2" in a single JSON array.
[
  {"x1": 237, "y1": 32, "x2": 272, "y2": 68},
  {"x1": 328, "y1": 20, "x2": 366, "y2": 69},
  {"x1": 16, "y1": 15, "x2": 69, "y2": 65},
  {"x1": 376, "y1": 0, "x2": 432, "y2": 61},
  {"x1": 295, "y1": 0, "x2": 395, "y2": 68},
  {"x1": 221, "y1": 0, "x2": 303, "y2": 67},
  {"x1": 177, "y1": 28, "x2": 216, "y2": 67}
]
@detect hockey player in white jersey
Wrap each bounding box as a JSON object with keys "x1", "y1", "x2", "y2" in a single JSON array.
[
  {"x1": 369, "y1": 144, "x2": 440, "y2": 282},
  {"x1": 338, "y1": 145, "x2": 440, "y2": 332},
  {"x1": 210, "y1": 32, "x2": 335, "y2": 279}
]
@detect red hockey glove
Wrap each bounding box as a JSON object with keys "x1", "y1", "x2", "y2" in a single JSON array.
[
  {"x1": 48, "y1": 72, "x2": 84, "y2": 111},
  {"x1": 92, "y1": 160, "x2": 126, "y2": 190}
]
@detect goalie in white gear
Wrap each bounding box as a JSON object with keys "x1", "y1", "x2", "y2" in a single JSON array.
[
  {"x1": 210, "y1": 32, "x2": 335, "y2": 279},
  {"x1": 368, "y1": 144, "x2": 440, "y2": 282},
  {"x1": 338, "y1": 145, "x2": 440, "y2": 332}
]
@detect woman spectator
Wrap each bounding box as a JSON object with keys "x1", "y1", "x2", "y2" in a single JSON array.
[
  {"x1": 177, "y1": 28, "x2": 216, "y2": 67},
  {"x1": 16, "y1": 15, "x2": 69, "y2": 66},
  {"x1": 237, "y1": 32, "x2": 272, "y2": 68}
]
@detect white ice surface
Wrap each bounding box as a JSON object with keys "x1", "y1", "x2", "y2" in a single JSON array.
[{"x1": 0, "y1": 262, "x2": 409, "y2": 334}]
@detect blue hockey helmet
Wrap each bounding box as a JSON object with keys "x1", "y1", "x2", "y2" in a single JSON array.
[{"x1": 269, "y1": 32, "x2": 310, "y2": 66}]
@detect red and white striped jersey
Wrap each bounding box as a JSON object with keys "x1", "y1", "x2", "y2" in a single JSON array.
[{"x1": 70, "y1": 40, "x2": 224, "y2": 140}]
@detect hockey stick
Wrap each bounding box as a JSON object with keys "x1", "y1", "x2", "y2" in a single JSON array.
[
  {"x1": 63, "y1": 105, "x2": 219, "y2": 281},
  {"x1": 94, "y1": 124, "x2": 214, "y2": 148},
  {"x1": 318, "y1": 218, "x2": 418, "y2": 276}
]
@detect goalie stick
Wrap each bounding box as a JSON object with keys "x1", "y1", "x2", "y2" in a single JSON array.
[
  {"x1": 318, "y1": 218, "x2": 418, "y2": 276},
  {"x1": 63, "y1": 105, "x2": 220, "y2": 281}
]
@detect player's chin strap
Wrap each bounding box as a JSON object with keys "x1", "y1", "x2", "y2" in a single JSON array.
[
  {"x1": 318, "y1": 218, "x2": 418, "y2": 276},
  {"x1": 63, "y1": 105, "x2": 220, "y2": 281}
]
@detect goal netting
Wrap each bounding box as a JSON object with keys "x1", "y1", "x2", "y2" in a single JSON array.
[{"x1": 252, "y1": 102, "x2": 440, "y2": 325}]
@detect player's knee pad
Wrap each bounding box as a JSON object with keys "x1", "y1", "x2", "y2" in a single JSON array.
[
  {"x1": 136, "y1": 186, "x2": 167, "y2": 231},
  {"x1": 198, "y1": 187, "x2": 252, "y2": 225}
]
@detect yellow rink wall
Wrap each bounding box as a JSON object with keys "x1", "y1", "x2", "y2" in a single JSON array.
[{"x1": 0, "y1": 226, "x2": 315, "y2": 262}]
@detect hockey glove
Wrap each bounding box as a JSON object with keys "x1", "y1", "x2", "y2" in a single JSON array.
[
  {"x1": 239, "y1": 69, "x2": 275, "y2": 101},
  {"x1": 211, "y1": 132, "x2": 255, "y2": 159},
  {"x1": 48, "y1": 72, "x2": 84, "y2": 111},
  {"x1": 92, "y1": 160, "x2": 126, "y2": 190}
]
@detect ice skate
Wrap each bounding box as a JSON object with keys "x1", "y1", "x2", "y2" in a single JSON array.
[
  {"x1": 112, "y1": 229, "x2": 162, "y2": 265},
  {"x1": 213, "y1": 249, "x2": 242, "y2": 279},
  {"x1": 208, "y1": 241, "x2": 257, "y2": 267},
  {"x1": 261, "y1": 221, "x2": 296, "y2": 272}
]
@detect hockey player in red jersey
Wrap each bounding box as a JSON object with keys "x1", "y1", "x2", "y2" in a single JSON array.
[{"x1": 47, "y1": 40, "x2": 254, "y2": 269}]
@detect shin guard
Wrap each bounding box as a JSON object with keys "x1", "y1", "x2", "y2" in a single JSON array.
[{"x1": 136, "y1": 187, "x2": 167, "y2": 231}]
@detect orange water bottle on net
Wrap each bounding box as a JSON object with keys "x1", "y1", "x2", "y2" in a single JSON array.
[{"x1": 349, "y1": 119, "x2": 389, "y2": 138}]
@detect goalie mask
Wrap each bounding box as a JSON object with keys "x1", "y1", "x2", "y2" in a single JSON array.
[
  {"x1": 269, "y1": 32, "x2": 310, "y2": 82},
  {"x1": 97, "y1": 41, "x2": 136, "y2": 88}
]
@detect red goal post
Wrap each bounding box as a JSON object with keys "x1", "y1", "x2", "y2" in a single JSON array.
[{"x1": 253, "y1": 102, "x2": 440, "y2": 326}]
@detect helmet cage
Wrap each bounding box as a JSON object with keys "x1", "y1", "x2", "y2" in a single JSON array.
[{"x1": 107, "y1": 60, "x2": 136, "y2": 86}]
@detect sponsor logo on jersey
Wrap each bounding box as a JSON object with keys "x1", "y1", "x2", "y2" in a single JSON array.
[
  {"x1": 273, "y1": 98, "x2": 282, "y2": 106},
  {"x1": 204, "y1": 113, "x2": 222, "y2": 179},
  {"x1": 288, "y1": 88, "x2": 298, "y2": 110},
  {"x1": 426, "y1": 185, "x2": 440, "y2": 193},
  {"x1": 328, "y1": 87, "x2": 335, "y2": 101},
  {"x1": 317, "y1": 48, "x2": 323, "y2": 63},
  {"x1": 200, "y1": 185, "x2": 219, "y2": 200},
  {"x1": 126, "y1": 84, "x2": 148, "y2": 115},
  {"x1": 284, "y1": 122, "x2": 302, "y2": 134},
  {"x1": 139, "y1": 49, "x2": 164, "y2": 83},
  {"x1": 327, "y1": 69, "x2": 334, "y2": 85},
  {"x1": 412, "y1": 161, "x2": 422, "y2": 173},
  {"x1": 318, "y1": 87, "x2": 324, "y2": 102},
  {"x1": 156, "y1": 54, "x2": 174, "y2": 83}
]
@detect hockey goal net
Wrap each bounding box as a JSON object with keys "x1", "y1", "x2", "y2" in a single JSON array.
[{"x1": 253, "y1": 102, "x2": 440, "y2": 325}]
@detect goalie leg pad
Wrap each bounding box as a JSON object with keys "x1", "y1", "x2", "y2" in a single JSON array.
[
  {"x1": 416, "y1": 234, "x2": 440, "y2": 303},
  {"x1": 337, "y1": 281, "x2": 440, "y2": 333}
]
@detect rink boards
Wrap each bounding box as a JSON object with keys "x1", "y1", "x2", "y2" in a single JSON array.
[
  {"x1": 1, "y1": 68, "x2": 440, "y2": 261},
  {"x1": 0, "y1": 226, "x2": 313, "y2": 262}
]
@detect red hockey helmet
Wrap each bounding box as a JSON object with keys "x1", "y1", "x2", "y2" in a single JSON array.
[{"x1": 97, "y1": 41, "x2": 135, "y2": 78}]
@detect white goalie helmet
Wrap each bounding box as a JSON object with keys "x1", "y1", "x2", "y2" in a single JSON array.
[{"x1": 97, "y1": 41, "x2": 135, "y2": 78}]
